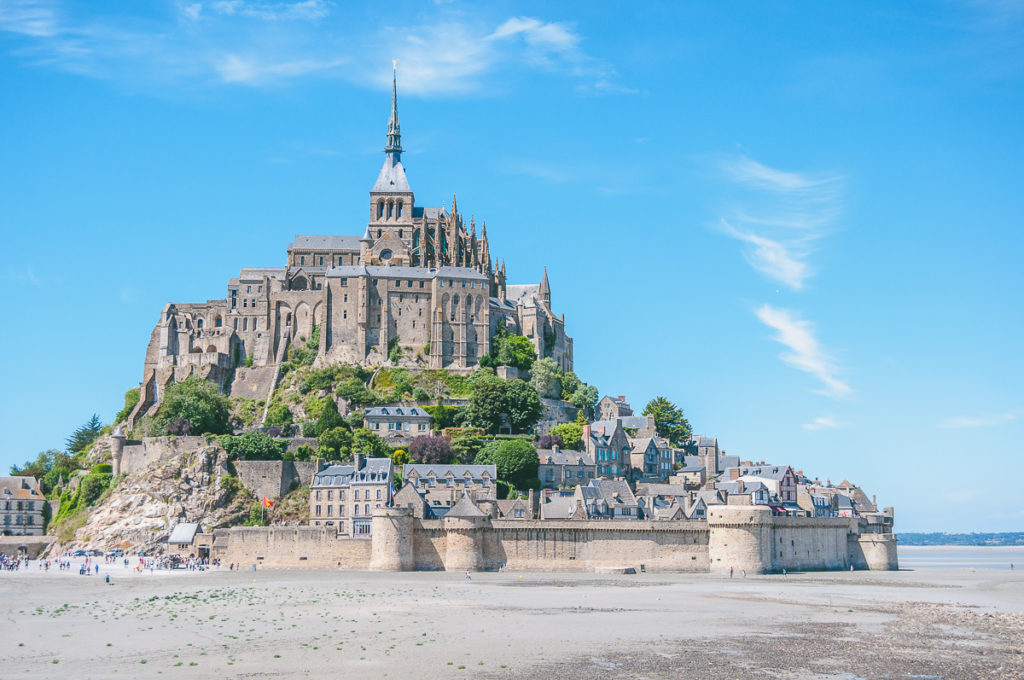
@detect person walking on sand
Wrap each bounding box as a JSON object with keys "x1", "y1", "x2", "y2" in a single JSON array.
[
  {"x1": 465, "y1": 570, "x2": 471, "y2": 581},
  {"x1": 742, "y1": 569, "x2": 746, "y2": 578},
  {"x1": 730, "y1": 567, "x2": 734, "y2": 578}
]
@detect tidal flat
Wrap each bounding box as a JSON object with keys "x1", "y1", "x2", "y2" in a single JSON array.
[{"x1": 2, "y1": 562, "x2": 1022, "y2": 679}]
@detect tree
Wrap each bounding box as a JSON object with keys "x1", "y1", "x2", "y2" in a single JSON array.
[
  {"x1": 642, "y1": 396, "x2": 692, "y2": 446},
  {"x1": 474, "y1": 439, "x2": 538, "y2": 489},
  {"x1": 504, "y1": 379, "x2": 543, "y2": 433},
  {"x1": 314, "y1": 398, "x2": 346, "y2": 436},
  {"x1": 351, "y1": 428, "x2": 390, "y2": 458},
  {"x1": 158, "y1": 376, "x2": 232, "y2": 435},
  {"x1": 336, "y1": 377, "x2": 378, "y2": 406},
  {"x1": 265, "y1": 403, "x2": 293, "y2": 427},
  {"x1": 559, "y1": 371, "x2": 582, "y2": 401},
  {"x1": 529, "y1": 357, "x2": 562, "y2": 398},
  {"x1": 423, "y1": 402, "x2": 459, "y2": 430},
  {"x1": 550, "y1": 411, "x2": 587, "y2": 451},
  {"x1": 536, "y1": 434, "x2": 563, "y2": 450},
  {"x1": 466, "y1": 374, "x2": 507, "y2": 433},
  {"x1": 345, "y1": 410, "x2": 365, "y2": 431},
  {"x1": 450, "y1": 434, "x2": 485, "y2": 464},
  {"x1": 568, "y1": 384, "x2": 599, "y2": 410},
  {"x1": 498, "y1": 335, "x2": 537, "y2": 371},
  {"x1": 219, "y1": 431, "x2": 288, "y2": 461},
  {"x1": 66, "y1": 414, "x2": 103, "y2": 454},
  {"x1": 408, "y1": 434, "x2": 453, "y2": 464},
  {"x1": 390, "y1": 448, "x2": 410, "y2": 467},
  {"x1": 412, "y1": 387, "x2": 430, "y2": 402},
  {"x1": 317, "y1": 427, "x2": 353, "y2": 459}
]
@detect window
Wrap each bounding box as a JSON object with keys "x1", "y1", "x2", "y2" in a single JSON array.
[
  {"x1": 343, "y1": 310, "x2": 348, "y2": 320},
  {"x1": 419, "y1": 281, "x2": 424, "y2": 288},
  {"x1": 447, "y1": 478, "x2": 453, "y2": 487},
  {"x1": 354, "y1": 490, "x2": 360, "y2": 500},
  {"x1": 301, "y1": 256, "x2": 305, "y2": 265},
  {"x1": 327, "y1": 505, "x2": 333, "y2": 517},
  {"x1": 258, "y1": 285, "x2": 262, "y2": 293},
  {"x1": 339, "y1": 505, "x2": 345, "y2": 516},
  {"x1": 378, "y1": 201, "x2": 384, "y2": 219},
  {"x1": 247, "y1": 285, "x2": 252, "y2": 293},
  {"x1": 340, "y1": 490, "x2": 345, "y2": 500},
  {"x1": 341, "y1": 278, "x2": 348, "y2": 286},
  {"x1": 397, "y1": 202, "x2": 403, "y2": 218},
  {"x1": 354, "y1": 505, "x2": 360, "y2": 516},
  {"x1": 197, "y1": 318, "x2": 204, "y2": 328},
  {"x1": 316, "y1": 490, "x2": 321, "y2": 501},
  {"x1": 365, "y1": 503, "x2": 370, "y2": 515},
  {"x1": 327, "y1": 490, "x2": 333, "y2": 501},
  {"x1": 344, "y1": 294, "x2": 348, "y2": 303},
  {"x1": 315, "y1": 505, "x2": 322, "y2": 517},
  {"x1": 376, "y1": 489, "x2": 382, "y2": 500}
]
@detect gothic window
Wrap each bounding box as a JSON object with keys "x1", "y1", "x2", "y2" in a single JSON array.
[
  {"x1": 378, "y1": 201, "x2": 384, "y2": 219},
  {"x1": 397, "y1": 201, "x2": 403, "y2": 218},
  {"x1": 233, "y1": 319, "x2": 238, "y2": 330},
  {"x1": 247, "y1": 285, "x2": 251, "y2": 293},
  {"x1": 387, "y1": 202, "x2": 393, "y2": 219},
  {"x1": 243, "y1": 318, "x2": 248, "y2": 331},
  {"x1": 215, "y1": 316, "x2": 222, "y2": 327},
  {"x1": 197, "y1": 318, "x2": 204, "y2": 328}
]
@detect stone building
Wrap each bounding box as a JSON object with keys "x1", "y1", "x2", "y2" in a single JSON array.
[
  {"x1": 309, "y1": 455, "x2": 393, "y2": 537},
  {"x1": 401, "y1": 464, "x2": 497, "y2": 517},
  {"x1": 597, "y1": 395, "x2": 633, "y2": 421},
  {"x1": 364, "y1": 406, "x2": 433, "y2": 441},
  {"x1": 583, "y1": 419, "x2": 633, "y2": 478},
  {"x1": 0, "y1": 476, "x2": 45, "y2": 536},
  {"x1": 536, "y1": 446, "x2": 596, "y2": 489},
  {"x1": 127, "y1": 70, "x2": 573, "y2": 427}
]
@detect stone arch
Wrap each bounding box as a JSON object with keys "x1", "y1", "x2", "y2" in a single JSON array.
[
  {"x1": 190, "y1": 347, "x2": 201, "y2": 354},
  {"x1": 206, "y1": 344, "x2": 217, "y2": 353},
  {"x1": 312, "y1": 301, "x2": 324, "y2": 327},
  {"x1": 290, "y1": 275, "x2": 308, "y2": 291},
  {"x1": 295, "y1": 302, "x2": 313, "y2": 341}
]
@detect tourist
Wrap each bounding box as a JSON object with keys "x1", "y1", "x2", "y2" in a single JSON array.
[{"x1": 465, "y1": 570, "x2": 471, "y2": 581}]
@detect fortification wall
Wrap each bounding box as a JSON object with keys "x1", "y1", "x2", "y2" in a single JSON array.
[
  {"x1": 412, "y1": 520, "x2": 447, "y2": 571},
  {"x1": 769, "y1": 517, "x2": 851, "y2": 571},
  {"x1": 229, "y1": 366, "x2": 278, "y2": 400},
  {"x1": 211, "y1": 526, "x2": 371, "y2": 569},
  {"x1": 120, "y1": 436, "x2": 209, "y2": 476},
  {"x1": 234, "y1": 461, "x2": 317, "y2": 500},
  {"x1": 479, "y1": 521, "x2": 709, "y2": 572},
  {"x1": 0, "y1": 536, "x2": 53, "y2": 559},
  {"x1": 848, "y1": 532, "x2": 899, "y2": 571}
]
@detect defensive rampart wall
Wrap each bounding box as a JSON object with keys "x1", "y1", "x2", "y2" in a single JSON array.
[
  {"x1": 210, "y1": 526, "x2": 371, "y2": 568},
  {"x1": 234, "y1": 461, "x2": 318, "y2": 501}
]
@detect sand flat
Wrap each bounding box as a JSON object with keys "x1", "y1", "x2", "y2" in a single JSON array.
[{"x1": 2, "y1": 562, "x2": 1022, "y2": 679}]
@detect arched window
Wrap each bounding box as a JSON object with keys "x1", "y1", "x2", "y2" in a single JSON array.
[
  {"x1": 377, "y1": 201, "x2": 384, "y2": 219},
  {"x1": 286, "y1": 313, "x2": 292, "y2": 326},
  {"x1": 397, "y1": 201, "x2": 403, "y2": 217},
  {"x1": 243, "y1": 318, "x2": 248, "y2": 331},
  {"x1": 207, "y1": 345, "x2": 216, "y2": 353},
  {"x1": 197, "y1": 318, "x2": 204, "y2": 329},
  {"x1": 387, "y1": 201, "x2": 393, "y2": 219},
  {"x1": 377, "y1": 229, "x2": 382, "y2": 238},
  {"x1": 215, "y1": 316, "x2": 222, "y2": 328}
]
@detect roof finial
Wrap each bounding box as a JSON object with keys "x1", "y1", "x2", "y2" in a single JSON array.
[{"x1": 385, "y1": 60, "x2": 402, "y2": 157}]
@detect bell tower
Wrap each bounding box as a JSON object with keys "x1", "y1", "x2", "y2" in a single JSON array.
[{"x1": 369, "y1": 63, "x2": 415, "y2": 256}]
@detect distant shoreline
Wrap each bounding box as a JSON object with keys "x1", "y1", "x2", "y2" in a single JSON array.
[{"x1": 898, "y1": 532, "x2": 1024, "y2": 546}]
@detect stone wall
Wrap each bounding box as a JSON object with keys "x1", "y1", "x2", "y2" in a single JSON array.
[
  {"x1": 234, "y1": 460, "x2": 317, "y2": 501},
  {"x1": 120, "y1": 436, "x2": 210, "y2": 476},
  {"x1": 211, "y1": 526, "x2": 372, "y2": 568},
  {"x1": 0, "y1": 536, "x2": 53, "y2": 559}
]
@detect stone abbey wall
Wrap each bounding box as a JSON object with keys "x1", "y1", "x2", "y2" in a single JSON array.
[
  {"x1": 234, "y1": 461, "x2": 318, "y2": 501},
  {"x1": 208, "y1": 506, "x2": 897, "y2": 574}
]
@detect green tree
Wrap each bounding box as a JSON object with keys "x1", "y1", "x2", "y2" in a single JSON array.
[
  {"x1": 550, "y1": 412, "x2": 587, "y2": 451},
  {"x1": 345, "y1": 410, "x2": 366, "y2": 431},
  {"x1": 265, "y1": 403, "x2": 293, "y2": 427},
  {"x1": 559, "y1": 371, "x2": 582, "y2": 400},
  {"x1": 115, "y1": 388, "x2": 140, "y2": 424},
  {"x1": 529, "y1": 357, "x2": 562, "y2": 399},
  {"x1": 314, "y1": 398, "x2": 346, "y2": 436},
  {"x1": 219, "y1": 431, "x2": 288, "y2": 461},
  {"x1": 642, "y1": 396, "x2": 692, "y2": 446},
  {"x1": 504, "y1": 379, "x2": 543, "y2": 433},
  {"x1": 498, "y1": 335, "x2": 537, "y2": 371},
  {"x1": 78, "y1": 472, "x2": 112, "y2": 505},
  {"x1": 336, "y1": 377, "x2": 378, "y2": 406},
  {"x1": 318, "y1": 427, "x2": 353, "y2": 459},
  {"x1": 351, "y1": 428, "x2": 391, "y2": 458},
  {"x1": 158, "y1": 376, "x2": 232, "y2": 435},
  {"x1": 424, "y1": 402, "x2": 459, "y2": 431},
  {"x1": 474, "y1": 439, "x2": 539, "y2": 489},
  {"x1": 568, "y1": 384, "x2": 599, "y2": 410},
  {"x1": 466, "y1": 374, "x2": 507, "y2": 433},
  {"x1": 450, "y1": 434, "x2": 485, "y2": 463},
  {"x1": 66, "y1": 414, "x2": 103, "y2": 454}
]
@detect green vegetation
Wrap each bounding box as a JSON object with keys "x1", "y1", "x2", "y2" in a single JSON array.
[
  {"x1": 264, "y1": 403, "x2": 293, "y2": 427},
  {"x1": 156, "y1": 376, "x2": 232, "y2": 436},
  {"x1": 549, "y1": 411, "x2": 587, "y2": 450},
  {"x1": 466, "y1": 375, "x2": 542, "y2": 434},
  {"x1": 479, "y1": 318, "x2": 537, "y2": 371},
  {"x1": 66, "y1": 414, "x2": 103, "y2": 454},
  {"x1": 642, "y1": 396, "x2": 692, "y2": 446},
  {"x1": 218, "y1": 431, "x2": 287, "y2": 461},
  {"x1": 115, "y1": 388, "x2": 140, "y2": 424},
  {"x1": 279, "y1": 325, "x2": 321, "y2": 378},
  {"x1": 474, "y1": 438, "x2": 539, "y2": 489},
  {"x1": 317, "y1": 427, "x2": 353, "y2": 459},
  {"x1": 229, "y1": 398, "x2": 264, "y2": 428}
]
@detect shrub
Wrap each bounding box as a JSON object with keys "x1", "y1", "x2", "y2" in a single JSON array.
[
  {"x1": 317, "y1": 427, "x2": 352, "y2": 459},
  {"x1": 91, "y1": 464, "x2": 113, "y2": 474},
  {"x1": 412, "y1": 387, "x2": 430, "y2": 402},
  {"x1": 408, "y1": 435, "x2": 453, "y2": 464},
  {"x1": 219, "y1": 431, "x2": 287, "y2": 461},
  {"x1": 474, "y1": 439, "x2": 538, "y2": 489},
  {"x1": 115, "y1": 388, "x2": 140, "y2": 424},
  {"x1": 157, "y1": 376, "x2": 232, "y2": 435},
  {"x1": 265, "y1": 403, "x2": 293, "y2": 427},
  {"x1": 536, "y1": 434, "x2": 563, "y2": 450}
]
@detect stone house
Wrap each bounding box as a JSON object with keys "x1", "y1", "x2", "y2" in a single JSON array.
[
  {"x1": 402, "y1": 464, "x2": 497, "y2": 517},
  {"x1": 364, "y1": 406, "x2": 433, "y2": 441},
  {"x1": 0, "y1": 476, "x2": 45, "y2": 536},
  {"x1": 597, "y1": 395, "x2": 633, "y2": 421},
  {"x1": 671, "y1": 465, "x2": 707, "y2": 488},
  {"x1": 495, "y1": 498, "x2": 531, "y2": 519},
  {"x1": 574, "y1": 479, "x2": 638, "y2": 519},
  {"x1": 539, "y1": 489, "x2": 578, "y2": 520},
  {"x1": 716, "y1": 479, "x2": 772, "y2": 506},
  {"x1": 583, "y1": 420, "x2": 632, "y2": 478},
  {"x1": 536, "y1": 446, "x2": 596, "y2": 489},
  {"x1": 725, "y1": 464, "x2": 798, "y2": 505},
  {"x1": 628, "y1": 436, "x2": 673, "y2": 481},
  {"x1": 310, "y1": 454, "x2": 393, "y2": 537}
]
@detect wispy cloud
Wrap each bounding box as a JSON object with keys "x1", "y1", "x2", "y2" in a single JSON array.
[
  {"x1": 0, "y1": 4, "x2": 626, "y2": 94},
  {"x1": 939, "y1": 408, "x2": 1024, "y2": 429},
  {"x1": 756, "y1": 305, "x2": 851, "y2": 398},
  {"x1": 4, "y1": 266, "x2": 41, "y2": 286},
  {"x1": 802, "y1": 415, "x2": 843, "y2": 431},
  {"x1": 716, "y1": 155, "x2": 841, "y2": 290}
]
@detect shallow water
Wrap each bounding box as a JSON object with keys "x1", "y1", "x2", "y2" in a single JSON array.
[{"x1": 899, "y1": 544, "x2": 1024, "y2": 570}]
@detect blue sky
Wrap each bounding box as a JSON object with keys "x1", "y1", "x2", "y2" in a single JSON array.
[{"x1": 1, "y1": 0, "x2": 1021, "y2": 532}]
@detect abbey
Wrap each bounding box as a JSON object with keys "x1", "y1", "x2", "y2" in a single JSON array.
[{"x1": 131, "y1": 72, "x2": 572, "y2": 421}]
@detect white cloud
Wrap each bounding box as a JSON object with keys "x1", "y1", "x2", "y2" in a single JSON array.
[
  {"x1": 214, "y1": 53, "x2": 345, "y2": 84},
  {"x1": 802, "y1": 415, "x2": 843, "y2": 431},
  {"x1": 756, "y1": 305, "x2": 851, "y2": 398},
  {"x1": 716, "y1": 155, "x2": 841, "y2": 290},
  {"x1": 207, "y1": 0, "x2": 331, "y2": 21},
  {"x1": 939, "y1": 409, "x2": 1023, "y2": 429},
  {"x1": 0, "y1": 0, "x2": 59, "y2": 37},
  {"x1": 4, "y1": 266, "x2": 41, "y2": 286},
  {"x1": 182, "y1": 3, "x2": 203, "y2": 21},
  {"x1": 488, "y1": 16, "x2": 579, "y2": 52}
]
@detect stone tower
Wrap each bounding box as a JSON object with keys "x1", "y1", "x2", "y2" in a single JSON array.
[
  {"x1": 707, "y1": 505, "x2": 773, "y2": 575},
  {"x1": 369, "y1": 506, "x2": 414, "y2": 571},
  {"x1": 110, "y1": 424, "x2": 126, "y2": 477},
  {"x1": 442, "y1": 493, "x2": 488, "y2": 571}
]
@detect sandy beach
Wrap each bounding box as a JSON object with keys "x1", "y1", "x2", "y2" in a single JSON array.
[{"x1": 2, "y1": 558, "x2": 1022, "y2": 679}]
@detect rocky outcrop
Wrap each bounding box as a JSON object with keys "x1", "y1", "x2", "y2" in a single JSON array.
[{"x1": 45, "y1": 445, "x2": 252, "y2": 557}]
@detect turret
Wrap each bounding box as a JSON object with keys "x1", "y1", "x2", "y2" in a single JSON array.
[
  {"x1": 110, "y1": 424, "x2": 126, "y2": 477},
  {"x1": 539, "y1": 267, "x2": 551, "y2": 306}
]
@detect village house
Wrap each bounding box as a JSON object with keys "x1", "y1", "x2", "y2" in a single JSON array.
[
  {"x1": 574, "y1": 479, "x2": 639, "y2": 519},
  {"x1": 583, "y1": 419, "x2": 633, "y2": 478},
  {"x1": 725, "y1": 464, "x2": 799, "y2": 505},
  {"x1": 0, "y1": 476, "x2": 45, "y2": 536},
  {"x1": 716, "y1": 479, "x2": 773, "y2": 506},
  {"x1": 628, "y1": 436, "x2": 674, "y2": 481},
  {"x1": 401, "y1": 464, "x2": 497, "y2": 517},
  {"x1": 495, "y1": 497, "x2": 532, "y2": 519},
  {"x1": 364, "y1": 406, "x2": 433, "y2": 441},
  {"x1": 309, "y1": 454, "x2": 393, "y2": 537},
  {"x1": 537, "y1": 446, "x2": 596, "y2": 489},
  {"x1": 597, "y1": 395, "x2": 633, "y2": 421}
]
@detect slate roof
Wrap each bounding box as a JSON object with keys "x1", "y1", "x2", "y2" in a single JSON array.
[
  {"x1": 589, "y1": 479, "x2": 637, "y2": 508},
  {"x1": 537, "y1": 450, "x2": 595, "y2": 466},
  {"x1": 0, "y1": 476, "x2": 42, "y2": 501},
  {"x1": 372, "y1": 156, "x2": 412, "y2": 193},
  {"x1": 506, "y1": 284, "x2": 540, "y2": 308},
  {"x1": 628, "y1": 436, "x2": 658, "y2": 454},
  {"x1": 617, "y1": 415, "x2": 652, "y2": 430},
  {"x1": 168, "y1": 523, "x2": 200, "y2": 545},
  {"x1": 325, "y1": 265, "x2": 487, "y2": 281},
  {"x1": 312, "y1": 458, "x2": 393, "y2": 487},
  {"x1": 715, "y1": 480, "x2": 769, "y2": 496},
  {"x1": 541, "y1": 494, "x2": 575, "y2": 520},
  {"x1": 635, "y1": 483, "x2": 690, "y2": 498},
  {"x1": 403, "y1": 464, "x2": 496, "y2": 480},
  {"x1": 730, "y1": 465, "x2": 793, "y2": 482},
  {"x1": 288, "y1": 235, "x2": 363, "y2": 251},
  {"x1": 446, "y1": 493, "x2": 487, "y2": 518},
  {"x1": 678, "y1": 465, "x2": 705, "y2": 473},
  {"x1": 365, "y1": 406, "x2": 432, "y2": 420}
]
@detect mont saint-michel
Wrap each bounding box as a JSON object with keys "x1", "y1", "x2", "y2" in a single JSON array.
[{"x1": 2, "y1": 74, "x2": 897, "y2": 580}]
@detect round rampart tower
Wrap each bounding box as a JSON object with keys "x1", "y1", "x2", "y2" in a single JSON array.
[
  {"x1": 442, "y1": 515, "x2": 486, "y2": 571},
  {"x1": 110, "y1": 425, "x2": 126, "y2": 477},
  {"x1": 369, "y1": 507, "x2": 413, "y2": 571},
  {"x1": 707, "y1": 505, "x2": 773, "y2": 574}
]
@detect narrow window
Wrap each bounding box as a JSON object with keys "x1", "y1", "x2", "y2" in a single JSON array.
[{"x1": 301, "y1": 256, "x2": 305, "y2": 265}]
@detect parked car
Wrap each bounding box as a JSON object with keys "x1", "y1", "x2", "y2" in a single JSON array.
[
  {"x1": 105, "y1": 549, "x2": 124, "y2": 558},
  {"x1": 72, "y1": 550, "x2": 86, "y2": 557}
]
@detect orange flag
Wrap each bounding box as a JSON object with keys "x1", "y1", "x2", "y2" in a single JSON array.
[{"x1": 262, "y1": 496, "x2": 274, "y2": 507}]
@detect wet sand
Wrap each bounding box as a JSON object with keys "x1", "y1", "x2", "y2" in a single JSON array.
[{"x1": 1, "y1": 561, "x2": 1022, "y2": 679}]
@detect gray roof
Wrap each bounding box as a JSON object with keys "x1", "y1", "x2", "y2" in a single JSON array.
[
  {"x1": 403, "y1": 464, "x2": 496, "y2": 480},
  {"x1": 168, "y1": 523, "x2": 200, "y2": 545},
  {"x1": 289, "y1": 235, "x2": 362, "y2": 251},
  {"x1": 365, "y1": 406, "x2": 432, "y2": 420},
  {"x1": 371, "y1": 156, "x2": 412, "y2": 193},
  {"x1": 506, "y1": 284, "x2": 540, "y2": 307},
  {"x1": 326, "y1": 265, "x2": 487, "y2": 281},
  {"x1": 589, "y1": 479, "x2": 637, "y2": 507},
  {"x1": 731, "y1": 465, "x2": 792, "y2": 482},
  {"x1": 617, "y1": 415, "x2": 651, "y2": 430},
  {"x1": 678, "y1": 465, "x2": 705, "y2": 473},
  {"x1": 715, "y1": 480, "x2": 768, "y2": 496},
  {"x1": 541, "y1": 494, "x2": 575, "y2": 519},
  {"x1": 446, "y1": 492, "x2": 486, "y2": 518},
  {"x1": 537, "y1": 450, "x2": 594, "y2": 466},
  {"x1": 635, "y1": 483, "x2": 689, "y2": 498},
  {"x1": 313, "y1": 458, "x2": 393, "y2": 487}
]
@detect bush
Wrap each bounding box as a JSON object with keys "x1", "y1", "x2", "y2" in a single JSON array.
[
  {"x1": 78, "y1": 472, "x2": 112, "y2": 506},
  {"x1": 352, "y1": 428, "x2": 390, "y2": 457},
  {"x1": 265, "y1": 403, "x2": 293, "y2": 427},
  {"x1": 536, "y1": 434, "x2": 563, "y2": 450},
  {"x1": 318, "y1": 427, "x2": 352, "y2": 459},
  {"x1": 157, "y1": 376, "x2": 232, "y2": 435},
  {"x1": 474, "y1": 438, "x2": 539, "y2": 488},
  {"x1": 412, "y1": 387, "x2": 430, "y2": 402},
  {"x1": 115, "y1": 388, "x2": 140, "y2": 424},
  {"x1": 219, "y1": 431, "x2": 287, "y2": 461},
  {"x1": 91, "y1": 463, "x2": 113, "y2": 474},
  {"x1": 408, "y1": 435, "x2": 453, "y2": 464},
  {"x1": 314, "y1": 399, "x2": 346, "y2": 436}
]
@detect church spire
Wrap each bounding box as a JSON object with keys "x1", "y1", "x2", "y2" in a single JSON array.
[
  {"x1": 539, "y1": 266, "x2": 551, "y2": 305},
  {"x1": 385, "y1": 61, "x2": 402, "y2": 157}
]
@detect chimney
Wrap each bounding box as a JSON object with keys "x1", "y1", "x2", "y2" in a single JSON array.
[
  {"x1": 736, "y1": 479, "x2": 744, "y2": 493},
  {"x1": 729, "y1": 468, "x2": 739, "y2": 481},
  {"x1": 354, "y1": 453, "x2": 366, "y2": 472},
  {"x1": 582, "y1": 424, "x2": 591, "y2": 442},
  {"x1": 552, "y1": 444, "x2": 560, "y2": 453},
  {"x1": 618, "y1": 395, "x2": 626, "y2": 402}
]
